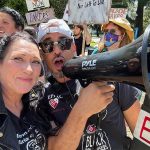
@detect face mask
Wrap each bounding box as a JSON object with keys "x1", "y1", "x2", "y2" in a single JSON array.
[{"x1": 104, "y1": 32, "x2": 119, "y2": 47}]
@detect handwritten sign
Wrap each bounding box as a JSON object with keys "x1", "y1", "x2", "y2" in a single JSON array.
[
  {"x1": 25, "y1": 8, "x2": 55, "y2": 25},
  {"x1": 109, "y1": 8, "x2": 128, "y2": 19},
  {"x1": 25, "y1": 0, "x2": 50, "y2": 11},
  {"x1": 68, "y1": 0, "x2": 112, "y2": 24},
  {"x1": 63, "y1": 3, "x2": 69, "y2": 21}
]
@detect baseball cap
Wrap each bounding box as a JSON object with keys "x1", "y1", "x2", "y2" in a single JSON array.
[
  {"x1": 37, "y1": 19, "x2": 74, "y2": 43},
  {"x1": 102, "y1": 18, "x2": 134, "y2": 42}
]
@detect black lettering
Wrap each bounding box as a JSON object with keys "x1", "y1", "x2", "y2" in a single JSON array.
[
  {"x1": 93, "y1": 0, "x2": 97, "y2": 6},
  {"x1": 39, "y1": 1, "x2": 44, "y2": 6},
  {"x1": 30, "y1": 12, "x2": 38, "y2": 22},
  {"x1": 32, "y1": 3, "x2": 37, "y2": 8},
  {"x1": 78, "y1": 3, "x2": 84, "y2": 9},
  {"x1": 32, "y1": 0, "x2": 45, "y2": 9},
  {"x1": 38, "y1": 12, "x2": 43, "y2": 21},
  {"x1": 97, "y1": 0, "x2": 104, "y2": 5},
  {"x1": 43, "y1": 11, "x2": 49, "y2": 20},
  {"x1": 85, "y1": 1, "x2": 92, "y2": 8}
]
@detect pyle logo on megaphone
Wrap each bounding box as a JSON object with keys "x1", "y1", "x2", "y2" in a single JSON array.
[{"x1": 82, "y1": 60, "x2": 97, "y2": 70}]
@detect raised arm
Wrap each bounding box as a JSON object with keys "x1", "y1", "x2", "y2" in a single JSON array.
[{"x1": 48, "y1": 82, "x2": 115, "y2": 150}]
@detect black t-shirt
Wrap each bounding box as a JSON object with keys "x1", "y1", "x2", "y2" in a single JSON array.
[
  {"x1": 7, "y1": 98, "x2": 47, "y2": 150},
  {"x1": 37, "y1": 80, "x2": 141, "y2": 150},
  {"x1": 74, "y1": 35, "x2": 90, "y2": 56},
  {"x1": 37, "y1": 79, "x2": 80, "y2": 127}
]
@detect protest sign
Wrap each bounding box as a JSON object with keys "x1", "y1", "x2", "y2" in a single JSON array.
[
  {"x1": 63, "y1": 3, "x2": 69, "y2": 21},
  {"x1": 68, "y1": 0, "x2": 112, "y2": 24},
  {"x1": 25, "y1": 8, "x2": 55, "y2": 25},
  {"x1": 109, "y1": 8, "x2": 128, "y2": 19},
  {"x1": 25, "y1": 0, "x2": 50, "y2": 11}
]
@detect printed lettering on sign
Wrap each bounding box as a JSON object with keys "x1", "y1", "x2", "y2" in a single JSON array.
[
  {"x1": 68, "y1": 0, "x2": 111, "y2": 24},
  {"x1": 25, "y1": 0, "x2": 50, "y2": 11},
  {"x1": 25, "y1": 8, "x2": 55, "y2": 25},
  {"x1": 134, "y1": 110, "x2": 150, "y2": 147},
  {"x1": 109, "y1": 8, "x2": 128, "y2": 19},
  {"x1": 140, "y1": 116, "x2": 150, "y2": 144}
]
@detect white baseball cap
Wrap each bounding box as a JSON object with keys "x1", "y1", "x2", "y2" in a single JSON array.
[{"x1": 37, "y1": 19, "x2": 73, "y2": 43}]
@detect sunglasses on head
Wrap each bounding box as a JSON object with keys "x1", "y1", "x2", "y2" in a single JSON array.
[{"x1": 39, "y1": 38, "x2": 73, "y2": 53}]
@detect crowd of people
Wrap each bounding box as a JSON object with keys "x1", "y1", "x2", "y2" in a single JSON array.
[{"x1": 0, "y1": 6, "x2": 142, "y2": 150}]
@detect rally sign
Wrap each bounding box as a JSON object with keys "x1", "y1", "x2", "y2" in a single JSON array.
[
  {"x1": 63, "y1": 3, "x2": 69, "y2": 21},
  {"x1": 109, "y1": 8, "x2": 128, "y2": 19},
  {"x1": 25, "y1": 0, "x2": 50, "y2": 11},
  {"x1": 134, "y1": 109, "x2": 150, "y2": 147},
  {"x1": 25, "y1": 8, "x2": 55, "y2": 25},
  {"x1": 68, "y1": 0, "x2": 112, "y2": 24}
]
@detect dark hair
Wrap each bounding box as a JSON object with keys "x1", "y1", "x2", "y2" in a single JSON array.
[
  {"x1": 24, "y1": 26, "x2": 37, "y2": 39},
  {"x1": 74, "y1": 25, "x2": 83, "y2": 31},
  {"x1": 0, "y1": 7, "x2": 24, "y2": 30},
  {"x1": 0, "y1": 32, "x2": 39, "y2": 61}
]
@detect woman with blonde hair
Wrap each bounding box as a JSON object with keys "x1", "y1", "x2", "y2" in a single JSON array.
[{"x1": 93, "y1": 18, "x2": 134, "y2": 53}]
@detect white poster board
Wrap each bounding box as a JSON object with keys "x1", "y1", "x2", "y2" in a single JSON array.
[
  {"x1": 68, "y1": 0, "x2": 112, "y2": 24},
  {"x1": 25, "y1": 8, "x2": 55, "y2": 25},
  {"x1": 25, "y1": 0, "x2": 50, "y2": 11},
  {"x1": 63, "y1": 3, "x2": 69, "y2": 21},
  {"x1": 109, "y1": 8, "x2": 128, "y2": 19}
]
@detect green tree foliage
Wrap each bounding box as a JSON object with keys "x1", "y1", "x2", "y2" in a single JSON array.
[
  {"x1": 50, "y1": 0, "x2": 68, "y2": 18},
  {"x1": 0, "y1": 0, "x2": 27, "y2": 21},
  {"x1": 0, "y1": 0, "x2": 68, "y2": 21},
  {"x1": 143, "y1": 2, "x2": 150, "y2": 30},
  {"x1": 134, "y1": 0, "x2": 150, "y2": 36}
]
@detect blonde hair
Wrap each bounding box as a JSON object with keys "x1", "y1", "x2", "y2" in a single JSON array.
[{"x1": 119, "y1": 27, "x2": 131, "y2": 47}]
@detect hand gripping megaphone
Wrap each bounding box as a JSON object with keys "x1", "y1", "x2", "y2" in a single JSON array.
[{"x1": 62, "y1": 24, "x2": 150, "y2": 150}]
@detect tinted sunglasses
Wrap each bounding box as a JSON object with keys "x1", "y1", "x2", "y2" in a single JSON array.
[
  {"x1": 103, "y1": 29, "x2": 121, "y2": 36},
  {"x1": 40, "y1": 38, "x2": 73, "y2": 53}
]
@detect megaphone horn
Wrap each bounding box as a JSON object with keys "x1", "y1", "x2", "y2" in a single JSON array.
[{"x1": 62, "y1": 26, "x2": 150, "y2": 95}]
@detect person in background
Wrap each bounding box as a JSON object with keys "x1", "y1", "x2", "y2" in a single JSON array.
[
  {"x1": 73, "y1": 25, "x2": 91, "y2": 56},
  {"x1": 24, "y1": 25, "x2": 37, "y2": 39},
  {"x1": 36, "y1": 18, "x2": 141, "y2": 150},
  {"x1": 92, "y1": 18, "x2": 134, "y2": 54},
  {"x1": 0, "y1": 7, "x2": 24, "y2": 39}
]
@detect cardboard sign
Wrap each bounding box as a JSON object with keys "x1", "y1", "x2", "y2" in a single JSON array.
[
  {"x1": 25, "y1": 0, "x2": 50, "y2": 11},
  {"x1": 109, "y1": 8, "x2": 128, "y2": 19},
  {"x1": 25, "y1": 8, "x2": 55, "y2": 25},
  {"x1": 68, "y1": 0, "x2": 112, "y2": 24},
  {"x1": 134, "y1": 110, "x2": 150, "y2": 147}
]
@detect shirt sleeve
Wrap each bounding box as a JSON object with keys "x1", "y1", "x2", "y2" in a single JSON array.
[{"x1": 117, "y1": 83, "x2": 142, "y2": 111}]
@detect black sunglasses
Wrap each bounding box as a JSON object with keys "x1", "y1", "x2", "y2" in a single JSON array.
[{"x1": 40, "y1": 38, "x2": 73, "y2": 53}]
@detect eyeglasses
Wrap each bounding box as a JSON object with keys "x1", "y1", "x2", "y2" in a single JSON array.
[
  {"x1": 103, "y1": 29, "x2": 121, "y2": 36},
  {"x1": 39, "y1": 38, "x2": 73, "y2": 53}
]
